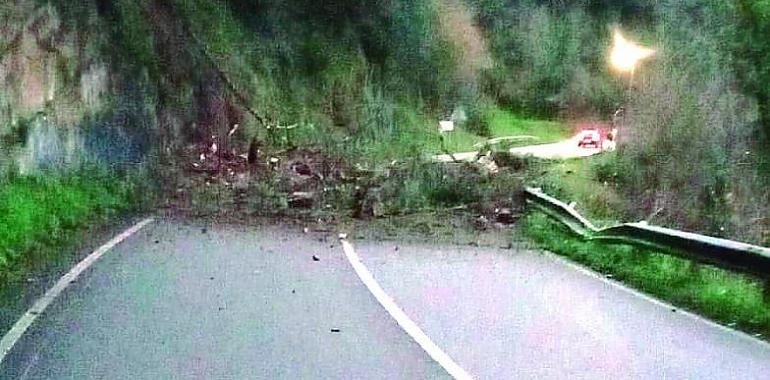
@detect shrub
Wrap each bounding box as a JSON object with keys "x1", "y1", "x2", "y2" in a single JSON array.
[{"x1": 0, "y1": 166, "x2": 146, "y2": 277}]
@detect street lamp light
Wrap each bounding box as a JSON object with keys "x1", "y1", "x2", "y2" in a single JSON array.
[
  {"x1": 609, "y1": 29, "x2": 655, "y2": 84},
  {"x1": 609, "y1": 29, "x2": 656, "y2": 150}
]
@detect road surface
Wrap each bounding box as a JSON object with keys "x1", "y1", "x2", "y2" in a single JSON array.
[
  {"x1": 355, "y1": 241, "x2": 770, "y2": 379},
  {"x1": 2, "y1": 220, "x2": 770, "y2": 379},
  {"x1": 433, "y1": 134, "x2": 609, "y2": 163},
  {"x1": 0, "y1": 221, "x2": 446, "y2": 379}
]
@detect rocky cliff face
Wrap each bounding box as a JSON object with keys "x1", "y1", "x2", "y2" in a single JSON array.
[
  {"x1": 1, "y1": 2, "x2": 106, "y2": 173},
  {"x1": 0, "y1": 0, "x2": 247, "y2": 175}
]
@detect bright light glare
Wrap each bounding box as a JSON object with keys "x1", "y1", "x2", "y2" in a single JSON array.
[{"x1": 609, "y1": 30, "x2": 655, "y2": 74}]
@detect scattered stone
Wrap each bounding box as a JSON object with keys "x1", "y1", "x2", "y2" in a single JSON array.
[
  {"x1": 228, "y1": 123, "x2": 240, "y2": 137},
  {"x1": 474, "y1": 215, "x2": 490, "y2": 230},
  {"x1": 338, "y1": 233, "x2": 348, "y2": 240},
  {"x1": 303, "y1": 227, "x2": 310, "y2": 234},
  {"x1": 201, "y1": 228, "x2": 208, "y2": 234},
  {"x1": 210, "y1": 276, "x2": 215, "y2": 280},
  {"x1": 154, "y1": 240, "x2": 160, "y2": 244},
  {"x1": 312, "y1": 255, "x2": 320, "y2": 262},
  {"x1": 671, "y1": 308, "x2": 677, "y2": 313},
  {"x1": 477, "y1": 154, "x2": 499, "y2": 174},
  {"x1": 288, "y1": 192, "x2": 315, "y2": 208},
  {"x1": 330, "y1": 328, "x2": 341, "y2": 333},
  {"x1": 394, "y1": 246, "x2": 399, "y2": 252},
  {"x1": 292, "y1": 289, "x2": 296, "y2": 294},
  {"x1": 291, "y1": 162, "x2": 313, "y2": 176},
  {"x1": 495, "y1": 208, "x2": 516, "y2": 224},
  {"x1": 605, "y1": 274, "x2": 614, "y2": 279}
]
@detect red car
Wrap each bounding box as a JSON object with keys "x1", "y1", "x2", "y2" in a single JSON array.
[{"x1": 577, "y1": 129, "x2": 602, "y2": 148}]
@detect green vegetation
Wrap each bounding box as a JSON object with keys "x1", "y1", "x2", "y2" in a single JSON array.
[
  {"x1": 150, "y1": 0, "x2": 473, "y2": 170},
  {"x1": 485, "y1": 108, "x2": 569, "y2": 142},
  {"x1": 462, "y1": 0, "x2": 769, "y2": 245},
  {"x1": 0, "y1": 168, "x2": 151, "y2": 281},
  {"x1": 523, "y1": 212, "x2": 770, "y2": 337},
  {"x1": 364, "y1": 162, "x2": 523, "y2": 216},
  {"x1": 436, "y1": 108, "x2": 572, "y2": 153},
  {"x1": 3, "y1": 0, "x2": 769, "y2": 302},
  {"x1": 528, "y1": 153, "x2": 627, "y2": 225}
]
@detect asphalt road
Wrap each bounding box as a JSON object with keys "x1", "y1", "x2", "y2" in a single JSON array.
[
  {"x1": 2, "y1": 220, "x2": 770, "y2": 379},
  {"x1": 432, "y1": 133, "x2": 607, "y2": 163},
  {"x1": 356, "y1": 241, "x2": 770, "y2": 379},
  {"x1": 0, "y1": 221, "x2": 446, "y2": 379}
]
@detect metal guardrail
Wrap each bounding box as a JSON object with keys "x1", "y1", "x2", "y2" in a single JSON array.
[{"x1": 524, "y1": 187, "x2": 770, "y2": 280}]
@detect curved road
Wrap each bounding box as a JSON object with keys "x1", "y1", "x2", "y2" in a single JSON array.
[
  {"x1": 433, "y1": 133, "x2": 608, "y2": 163},
  {"x1": 2, "y1": 220, "x2": 770, "y2": 379},
  {"x1": 0, "y1": 222, "x2": 446, "y2": 379}
]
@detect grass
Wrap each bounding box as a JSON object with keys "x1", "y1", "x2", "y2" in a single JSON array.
[
  {"x1": 485, "y1": 108, "x2": 571, "y2": 143},
  {"x1": 431, "y1": 107, "x2": 572, "y2": 154},
  {"x1": 523, "y1": 211, "x2": 770, "y2": 338},
  {"x1": 527, "y1": 152, "x2": 627, "y2": 226},
  {"x1": 522, "y1": 151, "x2": 770, "y2": 336},
  {"x1": 0, "y1": 167, "x2": 148, "y2": 280}
]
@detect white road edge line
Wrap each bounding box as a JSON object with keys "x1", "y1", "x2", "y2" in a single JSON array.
[
  {"x1": 0, "y1": 217, "x2": 155, "y2": 365},
  {"x1": 541, "y1": 250, "x2": 770, "y2": 349},
  {"x1": 340, "y1": 239, "x2": 474, "y2": 380}
]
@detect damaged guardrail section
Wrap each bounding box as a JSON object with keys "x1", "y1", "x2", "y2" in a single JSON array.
[{"x1": 524, "y1": 187, "x2": 770, "y2": 283}]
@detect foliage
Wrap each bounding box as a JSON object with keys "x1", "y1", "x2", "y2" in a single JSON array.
[
  {"x1": 608, "y1": 2, "x2": 761, "y2": 239},
  {"x1": 469, "y1": 0, "x2": 624, "y2": 117},
  {"x1": 463, "y1": 0, "x2": 768, "y2": 241},
  {"x1": 714, "y1": 0, "x2": 770, "y2": 130},
  {"x1": 530, "y1": 156, "x2": 627, "y2": 225},
  {"x1": 0, "y1": 166, "x2": 151, "y2": 279}
]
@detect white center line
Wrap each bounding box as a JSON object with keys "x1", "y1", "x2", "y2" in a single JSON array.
[{"x1": 340, "y1": 238, "x2": 474, "y2": 380}]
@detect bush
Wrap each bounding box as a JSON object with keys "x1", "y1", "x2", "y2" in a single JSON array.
[
  {"x1": 591, "y1": 152, "x2": 620, "y2": 184},
  {"x1": 616, "y1": 13, "x2": 758, "y2": 234},
  {"x1": 470, "y1": 2, "x2": 622, "y2": 117},
  {"x1": 464, "y1": 100, "x2": 492, "y2": 137},
  {"x1": 0, "y1": 166, "x2": 147, "y2": 277}
]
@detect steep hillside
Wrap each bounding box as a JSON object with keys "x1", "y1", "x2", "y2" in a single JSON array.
[
  {"x1": 1, "y1": 0, "x2": 494, "y2": 174},
  {"x1": 0, "y1": 0, "x2": 502, "y2": 276}
]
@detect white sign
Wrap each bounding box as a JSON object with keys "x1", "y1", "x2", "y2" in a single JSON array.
[{"x1": 439, "y1": 120, "x2": 454, "y2": 132}]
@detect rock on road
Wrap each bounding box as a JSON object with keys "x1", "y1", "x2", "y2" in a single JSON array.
[{"x1": 2, "y1": 220, "x2": 770, "y2": 379}]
